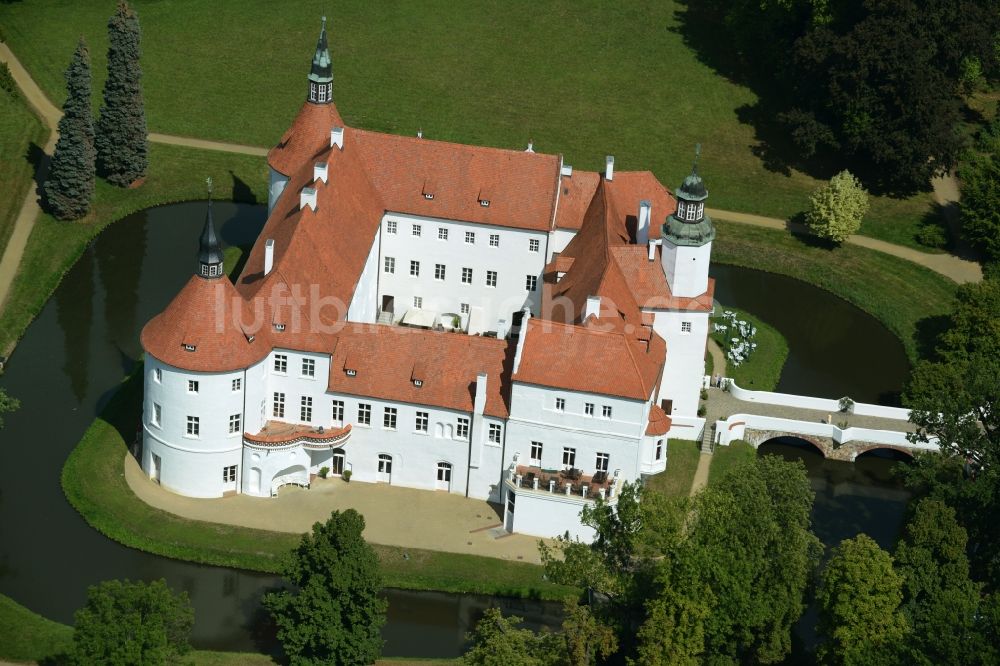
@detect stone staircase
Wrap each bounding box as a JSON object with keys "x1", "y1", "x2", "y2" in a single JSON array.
[{"x1": 699, "y1": 421, "x2": 716, "y2": 454}]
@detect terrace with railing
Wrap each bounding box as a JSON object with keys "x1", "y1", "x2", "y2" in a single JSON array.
[{"x1": 504, "y1": 463, "x2": 622, "y2": 502}]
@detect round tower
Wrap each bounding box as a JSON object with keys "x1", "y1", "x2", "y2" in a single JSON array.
[{"x1": 660, "y1": 146, "x2": 715, "y2": 298}]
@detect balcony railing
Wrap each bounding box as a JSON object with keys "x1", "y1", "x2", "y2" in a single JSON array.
[{"x1": 505, "y1": 463, "x2": 621, "y2": 501}]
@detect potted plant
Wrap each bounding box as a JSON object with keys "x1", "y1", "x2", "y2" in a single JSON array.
[
  {"x1": 343, "y1": 469, "x2": 352, "y2": 483},
  {"x1": 318, "y1": 466, "x2": 329, "y2": 479},
  {"x1": 838, "y1": 396, "x2": 855, "y2": 414}
]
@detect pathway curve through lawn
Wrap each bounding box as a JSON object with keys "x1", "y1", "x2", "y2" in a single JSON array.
[{"x1": 0, "y1": 43, "x2": 982, "y2": 352}]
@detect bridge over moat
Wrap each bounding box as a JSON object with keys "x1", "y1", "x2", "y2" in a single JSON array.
[{"x1": 698, "y1": 382, "x2": 939, "y2": 462}]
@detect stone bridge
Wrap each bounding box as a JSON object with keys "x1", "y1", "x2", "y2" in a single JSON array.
[{"x1": 741, "y1": 427, "x2": 920, "y2": 462}]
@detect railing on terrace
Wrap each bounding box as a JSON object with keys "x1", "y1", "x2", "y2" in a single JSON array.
[{"x1": 505, "y1": 463, "x2": 621, "y2": 501}]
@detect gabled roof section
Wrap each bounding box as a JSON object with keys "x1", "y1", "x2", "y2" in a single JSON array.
[
  {"x1": 351, "y1": 129, "x2": 561, "y2": 231},
  {"x1": 268, "y1": 102, "x2": 344, "y2": 176},
  {"x1": 611, "y1": 245, "x2": 715, "y2": 312},
  {"x1": 328, "y1": 324, "x2": 510, "y2": 418},
  {"x1": 553, "y1": 170, "x2": 600, "y2": 231},
  {"x1": 513, "y1": 319, "x2": 664, "y2": 401}
]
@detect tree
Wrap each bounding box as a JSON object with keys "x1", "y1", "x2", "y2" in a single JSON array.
[
  {"x1": 960, "y1": 113, "x2": 1000, "y2": 264},
  {"x1": 815, "y1": 534, "x2": 908, "y2": 665},
  {"x1": 632, "y1": 584, "x2": 710, "y2": 666},
  {"x1": 555, "y1": 599, "x2": 617, "y2": 666},
  {"x1": 805, "y1": 170, "x2": 869, "y2": 243},
  {"x1": 71, "y1": 579, "x2": 193, "y2": 665},
  {"x1": 894, "y1": 499, "x2": 987, "y2": 664},
  {"x1": 95, "y1": 0, "x2": 147, "y2": 187},
  {"x1": 44, "y1": 38, "x2": 95, "y2": 220},
  {"x1": 0, "y1": 387, "x2": 18, "y2": 428},
  {"x1": 263, "y1": 510, "x2": 386, "y2": 665},
  {"x1": 461, "y1": 608, "x2": 548, "y2": 666}
]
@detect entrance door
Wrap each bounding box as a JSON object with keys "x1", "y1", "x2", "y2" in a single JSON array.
[
  {"x1": 150, "y1": 454, "x2": 161, "y2": 483},
  {"x1": 377, "y1": 454, "x2": 392, "y2": 483},
  {"x1": 381, "y1": 295, "x2": 395, "y2": 314},
  {"x1": 436, "y1": 462, "x2": 452, "y2": 491},
  {"x1": 504, "y1": 490, "x2": 515, "y2": 532},
  {"x1": 331, "y1": 450, "x2": 345, "y2": 476}
]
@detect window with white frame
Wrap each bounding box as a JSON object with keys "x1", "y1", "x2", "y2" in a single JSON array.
[
  {"x1": 488, "y1": 423, "x2": 502, "y2": 443},
  {"x1": 384, "y1": 256, "x2": 395, "y2": 274},
  {"x1": 555, "y1": 397, "x2": 565, "y2": 412},
  {"x1": 602, "y1": 405, "x2": 613, "y2": 419},
  {"x1": 415, "y1": 411, "x2": 429, "y2": 432},
  {"x1": 530, "y1": 441, "x2": 543, "y2": 465},
  {"x1": 410, "y1": 260, "x2": 420, "y2": 277},
  {"x1": 596, "y1": 452, "x2": 610, "y2": 472},
  {"x1": 358, "y1": 403, "x2": 371, "y2": 426},
  {"x1": 229, "y1": 413, "x2": 241, "y2": 434},
  {"x1": 152, "y1": 403, "x2": 161, "y2": 427},
  {"x1": 489, "y1": 234, "x2": 499, "y2": 247},
  {"x1": 562, "y1": 447, "x2": 576, "y2": 468},
  {"x1": 655, "y1": 439, "x2": 664, "y2": 461},
  {"x1": 412, "y1": 224, "x2": 422, "y2": 237},
  {"x1": 465, "y1": 231, "x2": 475, "y2": 244},
  {"x1": 685, "y1": 203, "x2": 697, "y2": 221},
  {"x1": 456, "y1": 417, "x2": 470, "y2": 439},
  {"x1": 383, "y1": 407, "x2": 397, "y2": 430},
  {"x1": 677, "y1": 202, "x2": 686, "y2": 219},
  {"x1": 274, "y1": 354, "x2": 287, "y2": 373},
  {"x1": 460, "y1": 303, "x2": 469, "y2": 314},
  {"x1": 461, "y1": 267, "x2": 473, "y2": 284},
  {"x1": 434, "y1": 264, "x2": 446, "y2": 280},
  {"x1": 318, "y1": 83, "x2": 328, "y2": 103},
  {"x1": 438, "y1": 227, "x2": 448, "y2": 240},
  {"x1": 223, "y1": 465, "x2": 237, "y2": 483},
  {"x1": 525, "y1": 275, "x2": 537, "y2": 291},
  {"x1": 585, "y1": 402, "x2": 594, "y2": 416},
  {"x1": 332, "y1": 400, "x2": 344, "y2": 425},
  {"x1": 386, "y1": 220, "x2": 397, "y2": 234},
  {"x1": 232, "y1": 378, "x2": 241, "y2": 392},
  {"x1": 413, "y1": 296, "x2": 423, "y2": 308},
  {"x1": 302, "y1": 358, "x2": 315, "y2": 377},
  {"x1": 186, "y1": 416, "x2": 199, "y2": 437},
  {"x1": 300, "y1": 396, "x2": 313, "y2": 422},
  {"x1": 529, "y1": 238, "x2": 540, "y2": 252},
  {"x1": 681, "y1": 321, "x2": 692, "y2": 333},
  {"x1": 485, "y1": 270, "x2": 497, "y2": 288},
  {"x1": 273, "y1": 392, "x2": 285, "y2": 418},
  {"x1": 154, "y1": 368, "x2": 162, "y2": 383},
  {"x1": 188, "y1": 380, "x2": 199, "y2": 394}
]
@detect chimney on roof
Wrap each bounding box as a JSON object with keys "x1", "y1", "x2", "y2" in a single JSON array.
[
  {"x1": 473, "y1": 372, "x2": 488, "y2": 415},
  {"x1": 300, "y1": 187, "x2": 317, "y2": 211},
  {"x1": 264, "y1": 238, "x2": 275, "y2": 276},
  {"x1": 417, "y1": 128, "x2": 423, "y2": 139},
  {"x1": 314, "y1": 162, "x2": 328, "y2": 184},
  {"x1": 525, "y1": 140, "x2": 534, "y2": 153},
  {"x1": 330, "y1": 127, "x2": 344, "y2": 150},
  {"x1": 636, "y1": 199, "x2": 652, "y2": 245},
  {"x1": 496, "y1": 318, "x2": 509, "y2": 339},
  {"x1": 647, "y1": 239, "x2": 658, "y2": 262},
  {"x1": 560, "y1": 163, "x2": 573, "y2": 177},
  {"x1": 605, "y1": 155, "x2": 615, "y2": 181},
  {"x1": 512, "y1": 309, "x2": 532, "y2": 375},
  {"x1": 585, "y1": 295, "x2": 601, "y2": 321}
]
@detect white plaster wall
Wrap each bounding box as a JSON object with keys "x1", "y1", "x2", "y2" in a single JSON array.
[
  {"x1": 715, "y1": 414, "x2": 939, "y2": 452},
  {"x1": 347, "y1": 234, "x2": 380, "y2": 324},
  {"x1": 725, "y1": 383, "x2": 912, "y2": 421},
  {"x1": 241, "y1": 443, "x2": 313, "y2": 497},
  {"x1": 547, "y1": 228, "x2": 577, "y2": 261},
  {"x1": 377, "y1": 213, "x2": 547, "y2": 334},
  {"x1": 243, "y1": 359, "x2": 269, "y2": 435},
  {"x1": 664, "y1": 414, "x2": 706, "y2": 441},
  {"x1": 268, "y1": 167, "x2": 290, "y2": 217},
  {"x1": 263, "y1": 348, "x2": 333, "y2": 427},
  {"x1": 141, "y1": 355, "x2": 246, "y2": 498},
  {"x1": 650, "y1": 310, "x2": 710, "y2": 416},
  {"x1": 639, "y1": 434, "x2": 669, "y2": 475},
  {"x1": 661, "y1": 240, "x2": 712, "y2": 298},
  {"x1": 503, "y1": 483, "x2": 597, "y2": 542}
]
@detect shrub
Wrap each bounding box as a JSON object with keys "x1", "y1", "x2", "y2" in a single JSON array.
[
  {"x1": 697, "y1": 405, "x2": 707, "y2": 417},
  {"x1": 318, "y1": 466, "x2": 329, "y2": 479},
  {"x1": 343, "y1": 469, "x2": 352, "y2": 482},
  {"x1": 838, "y1": 396, "x2": 855, "y2": 413},
  {"x1": 917, "y1": 224, "x2": 948, "y2": 249},
  {"x1": 805, "y1": 170, "x2": 870, "y2": 243},
  {"x1": 0, "y1": 63, "x2": 17, "y2": 97},
  {"x1": 700, "y1": 388, "x2": 709, "y2": 401}
]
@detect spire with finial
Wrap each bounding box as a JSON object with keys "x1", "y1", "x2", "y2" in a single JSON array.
[
  {"x1": 662, "y1": 145, "x2": 715, "y2": 246},
  {"x1": 198, "y1": 177, "x2": 224, "y2": 279},
  {"x1": 307, "y1": 16, "x2": 334, "y2": 104}
]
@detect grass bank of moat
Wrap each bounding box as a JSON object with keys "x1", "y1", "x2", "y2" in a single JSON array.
[
  {"x1": 61, "y1": 371, "x2": 576, "y2": 601},
  {"x1": 710, "y1": 305, "x2": 789, "y2": 392}
]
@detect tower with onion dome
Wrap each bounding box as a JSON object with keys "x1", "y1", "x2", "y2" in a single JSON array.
[{"x1": 660, "y1": 145, "x2": 715, "y2": 298}]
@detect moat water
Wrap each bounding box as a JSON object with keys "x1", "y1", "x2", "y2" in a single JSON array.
[{"x1": 0, "y1": 202, "x2": 912, "y2": 657}]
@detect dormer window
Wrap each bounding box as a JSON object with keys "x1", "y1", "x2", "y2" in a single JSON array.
[
  {"x1": 274, "y1": 323, "x2": 286, "y2": 332},
  {"x1": 479, "y1": 199, "x2": 490, "y2": 207},
  {"x1": 183, "y1": 344, "x2": 196, "y2": 352},
  {"x1": 423, "y1": 193, "x2": 434, "y2": 200},
  {"x1": 413, "y1": 379, "x2": 423, "y2": 388},
  {"x1": 246, "y1": 334, "x2": 255, "y2": 343},
  {"x1": 346, "y1": 369, "x2": 357, "y2": 377}
]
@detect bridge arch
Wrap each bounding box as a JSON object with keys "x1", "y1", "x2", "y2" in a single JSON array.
[
  {"x1": 853, "y1": 445, "x2": 914, "y2": 461},
  {"x1": 752, "y1": 433, "x2": 828, "y2": 458}
]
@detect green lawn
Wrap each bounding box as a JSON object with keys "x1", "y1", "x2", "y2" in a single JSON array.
[
  {"x1": 0, "y1": 593, "x2": 74, "y2": 663},
  {"x1": 0, "y1": 89, "x2": 47, "y2": 256},
  {"x1": 713, "y1": 221, "x2": 957, "y2": 363},
  {"x1": 645, "y1": 440, "x2": 701, "y2": 498},
  {"x1": 0, "y1": 142, "x2": 267, "y2": 357},
  {"x1": 707, "y1": 440, "x2": 757, "y2": 486},
  {"x1": 0, "y1": 0, "x2": 941, "y2": 250},
  {"x1": 62, "y1": 370, "x2": 576, "y2": 601},
  {"x1": 711, "y1": 306, "x2": 789, "y2": 391}
]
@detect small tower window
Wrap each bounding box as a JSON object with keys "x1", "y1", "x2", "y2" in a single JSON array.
[
  {"x1": 697, "y1": 202, "x2": 704, "y2": 219},
  {"x1": 309, "y1": 82, "x2": 317, "y2": 102},
  {"x1": 685, "y1": 204, "x2": 697, "y2": 221},
  {"x1": 318, "y1": 84, "x2": 328, "y2": 103},
  {"x1": 677, "y1": 202, "x2": 685, "y2": 218}
]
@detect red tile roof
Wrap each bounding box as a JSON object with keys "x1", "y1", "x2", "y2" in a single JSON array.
[
  {"x1": 611, "y1": 246, "x2": 715, "y2": 312},
  {"x1": 268, "y1": 102, "x2": 345, "y2": 176},
  {"x1": 327, "y1": 324, "x2": 511, "y2": 418},
  {"x1": 553, "y1": 171, "x2": 600, "y2": 231},
  {"x1": 513, "y1": 318, "x2": 664, "y2": 401},
  {"x1": 646, "y1": 404, "x2": 672, "y2": 436}
]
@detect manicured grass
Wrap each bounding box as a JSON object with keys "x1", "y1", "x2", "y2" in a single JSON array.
[
  {"x1": 707, "y1": 440, "x2": 757, "y2": 486},
  {"x1": 61, "y1": 370, "x2": 576, "y2": 601},
  {"x1": 0, "y1": 142, "x2": 267, "y2": 357},
  {"x1": 645, "y1": 440, "x2": 702, "y2": 498},
  {"x1": 0, "y1": 0, "x2": 939, "y2": 249},
  {"x1": 711, "y1": 306, "x2": 789, "y2": 391},
  {"x1": 712, "y1": 221, "x2": 957, "y2": 363},
  {"x1": 0, "y1": 593, "x2": 73, "y2": 663},
  {"x1": 0, "y1": 89, "x2": 47, "y2": 255}
]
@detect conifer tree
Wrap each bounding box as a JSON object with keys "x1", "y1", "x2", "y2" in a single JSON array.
[
  {"x1": 45, "y1": 38, "x2": 96, "y2": 220},
  {"x1": 95, "y1": 0, "x2": 147, "y2": 187}
]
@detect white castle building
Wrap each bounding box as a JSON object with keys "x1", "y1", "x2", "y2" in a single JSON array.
[{"x1": 139, "y1": 20, "x2": 716, "y2": 541}]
